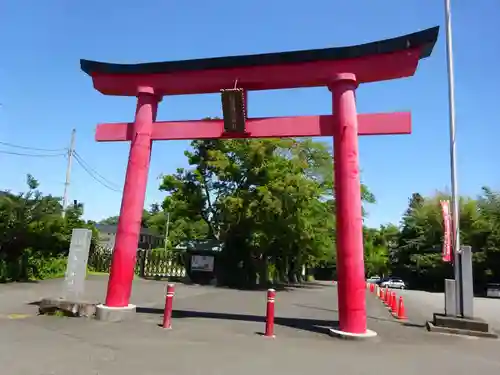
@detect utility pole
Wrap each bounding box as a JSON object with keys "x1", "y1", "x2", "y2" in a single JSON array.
[
  {"x1": 444, "y1": 0, "x2": 462, "y2": 315},
  {"x1": 164, "y1": 212, "x2": 170, "y2": 251},
  {"x1": 62, "y1": 129, "x2": 76, "y2": 218}
]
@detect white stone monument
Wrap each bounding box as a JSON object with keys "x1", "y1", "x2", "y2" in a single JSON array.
[{"x1": 62, "y1": 228, "x2": 92, "y2": 300}]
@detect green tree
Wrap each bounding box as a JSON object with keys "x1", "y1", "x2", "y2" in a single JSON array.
[
  {"x1": 472, "y1": 187, "x2": 500, "y2": 287},
  {"x1": 391, "y1": 188, "x2": 500, "y2": 291},
  {"x1": 159, "y1": 138, "x2": 374, "y2": 287},
  {"x1": 363, "y1": 224, "x2": 400, "y2": 277},
  {"x1": 99, "y1": 216, "x2": 119, "y2": 225},
  {"x1": 0, "y1": 174, "x2": 94, "y2": 281},
  {"x1": 100, "y1": 209, "x2": 153, "y2": 228}
]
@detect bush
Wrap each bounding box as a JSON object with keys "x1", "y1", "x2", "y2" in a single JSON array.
[
  {"x1": 0, "y1": 253, "x2": 67, "y2": 282},
  {"x1": 0, "y1": 174, "x2": 97, "y2": 282},
  {"x1": 28, "y1": 256, "x2": 67, "y2": 280}
]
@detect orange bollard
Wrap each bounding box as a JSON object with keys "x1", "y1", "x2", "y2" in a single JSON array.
[
  {"x1": 390, "y1": 292, "x2": 397, "y2": 314},
  {"x1": 396, "y1": 296, "x2": 407, "y2": 320}
]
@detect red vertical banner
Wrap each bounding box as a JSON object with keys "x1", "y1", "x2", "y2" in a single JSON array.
[{"x1": 440, "y1": 200, "x2": 452, "y2": 262}]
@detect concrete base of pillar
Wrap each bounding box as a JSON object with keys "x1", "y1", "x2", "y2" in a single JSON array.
[
  {"x1": 39, "y1": 298, "x2": 97, "y2": 317},
  {"x1": 95, "y1": 304, "x2": 136, "y2": 322},
  {"x1": 329, "y1": 327, "x2": 377, "y2": 340},
  {"x1": 426, "y1": 313, "x2": 498, "y2": 339}
]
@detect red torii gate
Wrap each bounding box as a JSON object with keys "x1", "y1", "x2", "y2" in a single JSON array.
[{"x1": 81, "y1": 26, "x2": 438, "y2": 338}]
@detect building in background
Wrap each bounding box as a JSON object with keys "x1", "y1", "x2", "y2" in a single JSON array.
[{"x1": 95, "y1": 224, "x2": 164, "y2": 251}]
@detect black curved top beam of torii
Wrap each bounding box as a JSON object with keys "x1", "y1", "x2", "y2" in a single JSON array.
[{"x1": 81, "y1": 26, "x2": 439, "y2": 76}]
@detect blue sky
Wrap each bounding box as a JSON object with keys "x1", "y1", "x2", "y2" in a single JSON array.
[{"x1": 0, "y1": 1, "x2": 498, "y2": 228}]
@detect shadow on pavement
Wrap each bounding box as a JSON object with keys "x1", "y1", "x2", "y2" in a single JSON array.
[
  {"x1": 137, "y1": 307, "x2": 337, "y2": 336},
  {"x1": 295, "y1": 303, "x2": 423, "y2": 326},
  {"x1": 0, "y1": 280, "x2": 39, "y2": 284},
  {"x1": 213, "y1": 282, "x2": 334, "y2": 292},
  {"x1": 401, "y1": 321, "x2": 426, "y2": 328}
]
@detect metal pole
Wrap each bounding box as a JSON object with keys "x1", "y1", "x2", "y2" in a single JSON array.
[
  {"x1": 62, "y1": 129, "x2": 76, "y2": 218},
  {"x1": 444, "y1": 0, "x2": 462, "y2": 316},
  {"x1": 164, "y1": 212, "x2": 170, "y2": 251}
]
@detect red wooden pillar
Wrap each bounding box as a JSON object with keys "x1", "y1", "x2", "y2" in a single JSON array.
[
  {"x1": 330, "y1": 74, "x2": 367, "y2": 334},
  {"x1": 105, "y1": 87, "x2": 160, "y2": 307}
]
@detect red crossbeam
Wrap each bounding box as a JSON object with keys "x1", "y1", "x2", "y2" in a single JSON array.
[{"x1": 95, "y1": 112, "x2": 411, "y2": 142}]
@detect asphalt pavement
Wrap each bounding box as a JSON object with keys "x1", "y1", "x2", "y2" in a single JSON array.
[
  {"x1": 397, "y1": 288, "x2": 500, "y2": 331},
  {"x1": 1, "y1": 277, "x2": 500, "y2": 374}
]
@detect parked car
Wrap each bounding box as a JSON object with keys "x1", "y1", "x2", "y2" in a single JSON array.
[
  {"x1": 379, "y1": 277, "x2": 406, "y2": 289},
  {"x1": 486, "y1": 283, "x2": 500, "y2": 298},
  {"x1": 366, "y1": 276, "x2": 381, "y2": 284}
]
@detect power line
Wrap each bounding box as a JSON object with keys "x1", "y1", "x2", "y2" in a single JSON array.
[
  {"x1": 73, "y1": 151, "x2": 121, "y2": 190},
  {"x1": 73, "y1": 154, "x2": 121, "y2": 192},
  {"x1": 0, "y1": 149, "x2": 66, "y2": 158},
  {"x1": 0, "y1": 140, "x2": 66, "y2": 152},
  {"x1": 72, "y1": 151, "x2": 122, "y2": 193},
  {"x1": 0, "y1": 136, "x2": 122, "y2": 193}
]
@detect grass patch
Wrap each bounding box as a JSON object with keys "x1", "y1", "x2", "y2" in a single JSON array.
[
  {"x1": 86, "y1": 270, "x2": 109, "y2": 276},
  {"x1": 7, "y1": 313, "x2": 31, "y2": 320},
  {"x1": 86, "y1": 270, "x2": 141, "y2": 280},
  {"x1": 42, "y1": 310, "x2": 71, "y2": 318}
]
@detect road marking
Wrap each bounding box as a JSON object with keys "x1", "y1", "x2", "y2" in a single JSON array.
[{"x1": 7, "y1": 313, "x2": 31, "y2": 319}]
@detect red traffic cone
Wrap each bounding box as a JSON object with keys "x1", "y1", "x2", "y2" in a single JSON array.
[
  {"x1": 384, "y1": 287, "x2": 390, "y2": 305},
  {"x1": 396, "y1": 296, "x2": 407, "y2": 320},
  {"x1": 380, "y1": 289, "x2": 385, "y2": 301},
  {"x1": 390, "y1": 292, "x2": 397, "y2": 314}
]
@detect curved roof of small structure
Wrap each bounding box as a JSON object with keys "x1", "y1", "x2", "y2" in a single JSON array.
[{"x1": 81, "y1": 26, "x2": 439, "y2": 76}]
